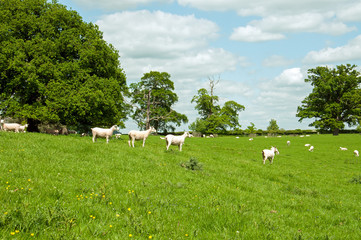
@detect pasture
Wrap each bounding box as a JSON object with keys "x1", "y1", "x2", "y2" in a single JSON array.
[{"x1": 0, "y1": 132, "x2": 361, "y2": 239}]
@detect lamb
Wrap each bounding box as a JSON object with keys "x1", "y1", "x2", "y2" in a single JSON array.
[
  {"x1": 354, "y1": 150, "x2": 359, "y2": 157},
  {"x1": 160, "y1": 131, "x2": 190, "y2": 151},
  {"x1": 18, "y1": 124, "x2": 28, "y2": 132},
  {"x1": 2, "y1": 123, "x2": 23, "y2": 133},
  {"x1": 339, "y1": 147, "x2": 348, "y2": 151},
  {"x1": 262, "y1": 146, "x2": 279, "y2": 164},
  {"x1": 309, "y1": 146, "x2": 314, "y2": 152},
  {"x1": 128, "y1": 127, "x2": 156, "y2": 147},
  {"x1": 91, "y1": 125, "x2": 118, "y2": 143}
]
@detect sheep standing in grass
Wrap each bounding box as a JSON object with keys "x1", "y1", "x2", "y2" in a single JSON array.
[
  {"x1": 18, "y1": 124, "x2": 28, "y2": 132},
  {"x1": 340, "y1": 147, "x2": 348, "y2": 151},
  {"x1": 287, "y1": 140, "x2": 290, "y2": 146},
  {"x1": 309, "y1": 146, "x2": 314, "y2": 152},
  {"x1": 160, "y1": 132, "x2": 190, "y2": 151},
  {"x1": 354, "y1": 150, "x2": 359, "y2": 157},
  {"x1": 2, "y1": 123, "x2": 22, "y2": 133},
  {"x1": 128, "y1": 127, "x2": 156, "y2": 147},
  {"x1": 91, "y1": 125, "x2": 118, "y2": 143},
  {"x1": 262, "y1": 146, "x2": 279, "y2": 164}
]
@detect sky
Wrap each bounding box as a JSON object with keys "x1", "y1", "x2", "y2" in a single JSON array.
[{"x1": 58, "y1": 0, "x2": 361, "y2": 132}]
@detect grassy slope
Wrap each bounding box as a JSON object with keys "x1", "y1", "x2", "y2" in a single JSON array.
[{"x1": 0, "y1": 132, "x2": 361, "y2": 239}]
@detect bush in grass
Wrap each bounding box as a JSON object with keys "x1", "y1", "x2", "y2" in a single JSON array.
[{"x1": 180, "y1": 157, "x2": 203, "y2": 171}]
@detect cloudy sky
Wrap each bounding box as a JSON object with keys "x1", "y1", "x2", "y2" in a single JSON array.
[{"x1": 60, "y1": 0, "x2": 361, "y2": 131}]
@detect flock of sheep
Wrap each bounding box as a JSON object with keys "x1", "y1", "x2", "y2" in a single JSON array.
[{"x1": 2, "y1": 121, "x2": 360, "y2": 162}]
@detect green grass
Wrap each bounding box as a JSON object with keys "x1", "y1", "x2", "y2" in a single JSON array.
[{"x1": 0, "y1": 132, "x2": 361, "y2": 239}]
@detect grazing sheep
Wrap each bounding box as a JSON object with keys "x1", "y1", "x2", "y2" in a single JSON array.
[
  {"x1": 305, "y1": 144, "x2": 311, "y2": 147},
  {"x1": 340, "y1": 147, "x2": 348, "y2": 151},
  {"x1": 114, "y1": 133, "x2": 122, "y2": 139},
  {"x1": 91, "y1": 125, "x2": 118, "y2": 143},
  {"x1": 287, "y1": 140, "x2": 290, "y2": 146},
  {"x1": 46, "y1": 129, "x2": 59, "y2": 135},
  {"x1": 128, "y1": 127, "x2": 156, "y2": 147},
  {"x1": 249, "y1": 138, "x2": 253, "y2": 141},
  {"x1": 2, "y1": 123, "x2": 22, "y2": 133},
  {"x1": 309, "y1": 146, "x2": 314, "y2": 152},
  {"x1": 160, "y1": 132, "x2": 190, "y2": 151},
  {"x1": 262, "y1": 146, "x2": 279, "y2": 164},
  {"x1": 354, "y1": 150, "x2": 359, "y2": 157},
  {"x1": 18, "y1": 124, "x2": 28, "y2": 132}
]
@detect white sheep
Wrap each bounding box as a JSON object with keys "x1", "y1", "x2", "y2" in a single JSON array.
[
  {"x1": 91, "y1": 125, "x2": 118, "y2": 143},
  {"x1": 249, "y1": 138, "x2": 253, "y2": 141},
  {"x1": 305, "y1": 144, "x2": 311, "y2": 147},
  {"x1": 287, "y1": 140, "x2": 290, "y2": 146},
  {"x1": 2, "y1": 123, "x2": 22, "y2": 133},
  {"x1": 160, "y1": 132, "x2": 190, "y2": 151},
  {"x1": 354, "y1": 150, "x2": 359, "y2": 157},
  {"x1": 262, "y1": 146, "x2": 279, "y2": 164},
  {"x1": 339, "y1": 147, "x2": 348, "y2": 151},
  {"x1": 128, "y1": 127, "x2": 156, "y2": 147},
  {"x1": 18, "y1": 124, "x2": 28, "y2": 132},
  {"x1": 309, "y1": 146, "x2": 314, "y2": 152}
]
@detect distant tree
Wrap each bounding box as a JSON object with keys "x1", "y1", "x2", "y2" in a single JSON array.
[
  {"x1": 297, "y1": 64, "x2": 361, "y2": 135},
  {"x1": 0, "y1": 0, "x2": 129, "y2": 132},
  {"x1": 267, "y1": 119, "x2": 279, "y2": 132},
  {"x1": 190, "y1": 78, "x2": 245, "y2": 133},
  {"x1": 130, "y1": 71, "x2": 188, "y2": 132},
  {"x1": 245, "y1": 122, "x2": 257, "y2": 134}
]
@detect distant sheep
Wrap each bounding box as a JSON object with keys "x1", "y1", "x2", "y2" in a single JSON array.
[
  {"x1": 287, "y1": 140, "x2": 290, "y2": 146},
  {"x1": 309, "y1": 146, "x2": 314, "y2": 152},
  {"x1": 160, "y1": 131, "x2": 190, "y2": 151},
  {"x1": 18, "y1": 124, "x2": 28, "y2": 132},
  {"x1": 3, "y1": 123, "x2": 25, "y2": 133},
  {"x1": 305, "y1": 144, "x2": 311, "y2": 147},
  {"x1": 262, "y1": 146, "x2": 279, "y2": 164},
  {"x1": 128, "y1": 127, "x2": 156, "y2": 147},
  {"x1": 91, "y1": 125, "x2": 118, "y2": 143},
  {"x1": 339, "y1": 147, "x2": 348, "y2": 151},
  {"x1": 354, "y1": 150, "x2": 359, "y2": 157},
  {"x1": 249, "y1": 138, "x2": 253, "y2": 141}
]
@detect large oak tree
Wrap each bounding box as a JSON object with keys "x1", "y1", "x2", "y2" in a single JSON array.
[
  {"x1": 0, "y1": 0, "x2": 129, "y2": 132},
  {"x1": 297, "y1": 64, "x2": 361, "y2": 135}
]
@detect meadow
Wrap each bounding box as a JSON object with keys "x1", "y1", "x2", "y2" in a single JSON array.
[{"x1": 0, "y1": 132, "x2": 361, "y2": 239}]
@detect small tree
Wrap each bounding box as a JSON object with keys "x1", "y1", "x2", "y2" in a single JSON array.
[
  {"x1": 245, "y1": 122, "x2": 257, "y2": 135},
  {"x1": 190, "y1": 78, "x2": 245, "y2": 133},
  {"x1": 130, "y1": 71, "x2": 188, "y2": 132},
  {"x1": 267, "y1": 119, "x2": 279, "y2": 132},
  {"x1": 297, "y1": 64, "x2": 361, "y2": 135}
]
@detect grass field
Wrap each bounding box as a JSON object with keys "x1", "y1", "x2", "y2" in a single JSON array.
[{"x1": 0, "y1": 132, "x2": 361, "y2": 239}]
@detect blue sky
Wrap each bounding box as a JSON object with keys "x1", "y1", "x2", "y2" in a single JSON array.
[{"x1": 59, "y1": 0, "x2": 361, "y2": 131}]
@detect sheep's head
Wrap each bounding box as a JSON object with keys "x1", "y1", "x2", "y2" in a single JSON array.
[
  {"x1": 150, "y1": 126, "x2": 157, "y2": 133},
  {"x1": 272, "y1": 146, "x2": 280, "y2": 155}
]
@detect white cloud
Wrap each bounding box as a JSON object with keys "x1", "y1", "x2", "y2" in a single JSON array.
[
  {"x1": 263, "y1": 55, "x2": 294, "y2": 67},
  {"x1": 303, "y1": 35, "x2": 361, "y2": 64},
  {"x1": 337, "y1": 2, "x2": 361, "y2": 22},
  {"x1": 96, "y1": 10, "x2": 219, "y2": 59},
  {"x1": 230, "y1": 26, "x2": 285, "y2": 42}
]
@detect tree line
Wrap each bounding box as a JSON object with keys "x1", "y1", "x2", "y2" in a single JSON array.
[{"x1": 1, "y1": 0, "x2": 361, "y2": 135}]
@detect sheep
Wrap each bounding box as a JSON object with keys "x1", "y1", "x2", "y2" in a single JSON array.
[
  {"x1": 249, "y1": 138, "x2": 253, "y2": 141},
  {"x1": 91, "y1": 125, "x2": 118, "y2": 143},
  {"x1": 114, "y1": 133, "x2": 122, "y2": 139},
  {"x1": 2, "y1": 123, "x2": 22, "y2": 133},
  {"x1": 309, "y1": 146, "x2": 314, "y2": 152},
  {"x1": 354, "y1": 150, "x2": 359, "y2": 157},
  {"x1": 287, "y1": 140, "x2": 290, "y2": 146},
  {"x1": 160, "y1": 132, "x2": 190, "y2": 151},
  {"x1": 339, "y1": 147, "x2": 348, "y2": 151},
  {"x1": 262, "y1": 146, "x2": 279, "y2": 164},
  {"x1": 305, "y1": 144, "x2": 311, "y2": 147},
  {"x1": 128, "y1": 126, "x2": 156, "y2": 147},
  {"x1": 18, "y1": 124, "x2": 28, "y2": 132}
]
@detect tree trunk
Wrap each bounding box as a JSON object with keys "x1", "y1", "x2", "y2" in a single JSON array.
[
  {"x1": 333, "y1": 128, "x2": 339, "y2": 136},
  {"x1": 27, "y1": 118, "x2": 40, "y2": 132},
  {"x1": 145, "y1": 90, "x2": 151, "y2": 130}
]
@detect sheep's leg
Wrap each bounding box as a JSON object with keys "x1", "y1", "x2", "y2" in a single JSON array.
[
  {"x1": 106, "y1": 136, "x2": 109, "y2": 143},
  {"x1": 128, "y1": 140, "x2": 131, "y2": 147},
  {"x1": 92, "y1": 135, "x2": 96, "y2": 143},
  {"x1": 179, "y1": 144, "x2": 182, "y2": 151},
  {"x1": 132, "y1": 139, "x2": 135, "y2": 148},
  {"x1": 142, "y1": 138, "x2": 145, "y2": 147},
  {"x1": 166, "y1": 141, "x2": 170, "y2": 150},
  {"x1": 270, "y1": 157, "x2": 274, "y2": 164}
]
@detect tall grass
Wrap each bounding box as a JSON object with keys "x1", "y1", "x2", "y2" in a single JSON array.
[{"x1": 0, "y1": 132, "x2": 360, "y2": 239}]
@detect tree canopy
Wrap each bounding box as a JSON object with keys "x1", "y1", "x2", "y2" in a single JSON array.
[
  {"x1": 129, "y1": 71, "x2": 188, "y2": 132},
  {"x1": 0, "y1": 0, "x2": 129, "y2": 132},
  {"x1": 267, "y1": 119, "x2": 279, "y2": 132},
  {"x1": 297, "y1": 64, "x2": 361, "y2": 135},
  {"x1": 190, "y1": 80, "x2": 245, "y2": 133}
]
